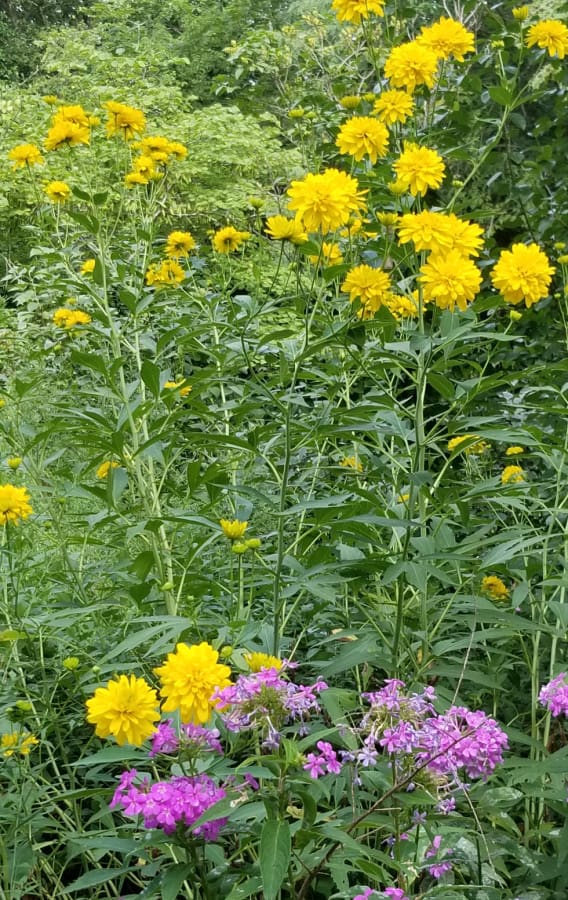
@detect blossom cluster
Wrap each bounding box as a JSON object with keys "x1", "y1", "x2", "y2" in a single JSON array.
[{"x1": 539, "y1": 673, "x2": 568, "y2": 717}]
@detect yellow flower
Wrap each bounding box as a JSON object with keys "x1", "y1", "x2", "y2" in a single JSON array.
[
  {"x1": 244, "y1": 651, "x2": 283, "y2": 672},
  {"x1": 340, "y1": 455, "x2": 363, "y2": 472},
  {"x1": 526, "y1": 19, "x2": 568, "y2": 58},
  {"x1": 309, "y1": 241, "x2": 344, "y2": 267},
  {"x1": 331, "y1": 0, "x2": 384, "y2": 23},
  {"x1": 512, "y1": 6, "x2": 529, "y2": 22},
  {"x1": 384, "y1": 40, "x2": 439, "y2": 93},
  {"x1": 336, "y1": 116, "x2": 389, "y2": 165},
  {"x1": 397, "y1": 492, "x2": 410, "y2": 503},
  {"x1": 45, "y1": 180, "x2": 71, "y2": 203},
  {"x1": 509, "y1": 309, "x2": 523, "y2": 321},
  {"x1": 167, "y1": 140, "x2": 188, "y2": 161},
  {"x1": 7, "y1": 457, "x2": 22, "y2": 470},
  {"x1": 287, "y1": 168, "x2": 367, "y2": 234},
  {"x1": 339, "y1": 95, "x2": 362, "y2": 109},
  {"x1": 220, "y1": 518, "x2": 248, "y2": 540},
  {"x1": 506, "y1": 446, "x2": 524, "y2": 456},
  {"x1": 490, "y1": 243, "x2": 555, "y2": 307},
  {"x1": 212, "y1": 226, "x2": 251, "y2": 253},
  {"x1": 398, "y1": 211, "x2": 483, "y2": 256},
  {"x1": 103, "y1": 100, "x2": 146, "y2": 139},
  {"x1": 8, "y1": 143, "x2": 44, "y2": 169},
  {"x1": 165, "y1": 231, "x2": 196, "y2": 258},
  {"x1": 96, "y1": 460, "x2": 120, "y2": 479},
  {"x1": 86, "y1": 674, "x2": 159, "y2": 746},
  {"x1": 124, "y1": 172, "x2": 149, "y2": 187},
  {"x1": 446, "y1": 214, "x2": 484, "y2": 257},
  {"x1": 53, "y1": 308, "x2": 91, "y2": 328},
  {"x1": 1, "y1": 731, "x2": 39, "y2": 757},
  {"x1": 136, "y1": 135, "x2": 172, "y2": 158},
  {"x1": 481, "y1": 575, "x2": 510, "y2": 601},
  {"x1": 89, "y1": 115, "x2": 101, "y2": 127},
  {"x1": 377, "y1": 212, "x2": 399, "y2": 228},
  {"x1": 52, "y1": 104, "x2": 90, "y2": 128},
  {"x1": 145, "y1": 259, "x2": 185, "y2": 287},
  {"x1": 393, "y1": 143, "x2": 446, "y2": 196},
  {"x1": 132, "y1": 155, "x2": 156, "y2": 179},
  {"x1": 447, "y1": 434, "x2": 490, "y2": 454},
  {"x1": 419, "y1": 251, "x2": 482, "y2": 311},
  {"x1": 81, "y1": 258, "x2": 96, "y2": 275},
  {"x1": 44, "y1": 121, "x2": 90, "y2": 151},
  {"x1": 63, "y1": 656, "x2": 80, "y2": 670},
  {"x1": 501, "y1": 465, "x2": 525, "y2": 484},
  {"x1": 417, "y1": 16, "x2": 475, "y2": 61},
  {"x1": 265, "y1": 215, "x2": 308, "y2": 244},
  {"x1": 0, "y1": 484, "x2": 33, "y2": 526},
  {"x1": 341, "y1": 264, "x2": 392, "y2": 317},
  {"x1": 164, "y1": 380, "x2": 192, "y2": 397},
  {"x1": 373, "y1": 90, "x2": 415, "y2": 125},
  {"x1": 154, "y1": 642, "x2": 231, "y2": 724},
  {"x1": 385, "y1": 294, "x2": 419, "y2": 320}
]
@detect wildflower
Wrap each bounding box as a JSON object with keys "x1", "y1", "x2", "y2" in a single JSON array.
[
  {"x1": 63, "y1": 656, "x2": 80, "y2": 670},
  {"x1": 103, "y1": 100, "x2": 146, "y2": 139},
  {"x1": 287, "y1": 168, "x2": 367, "y2": 234},
  {"x1": 513, "y1": 6, "x2": 529, "y2": 21},
  {"x1": 506, "y1": 445, "x2": 524, "y2": 456},
  {"x1": 165, "y1": 230, "x2": 196, "y2": 258},
  {"x1": 150, "y1": 720, "x2": 223, "y2": 758},
  {"x1": 86, "y1": 674, "x2": 159, "y2": 746},
  {"x1": 0, "y1": 484, "x2": 32, "y2": 526},
  {"x1": 526, "y1": 20, "x2": 568, "y2": 59},
  {"x1": 81, "y1": 258, "x2": 96, "y2": 275},
  {"x1": 384, "y1": 41, "x2": 439, "y2": 93},
  {"x1": 220, "y1": 518, "x2": 248, "y2": 540},
  {"x1": 44, "y1": 181, "x2": 71, "y2": 203},
  {"x1": 136, "y1": 135, "x2": 171, "y2": 158},
  {"x1": 164, "y1": 380, "x2": 192, "y2": 397},
  {"x1": 212, "y1": 226, "x2": 251, "y2": 253},
  {"x1": 52, "y1": 103, "x2": 90, "y2": 128},
  {"x1": 501, "y1": 464, "x2": 525, "y2": 484},
  {"x1": 447, "y1": 214, "x2": 484, "y2": 257},
  {"x1": 7, "y1": 457, "x2": 22, "y2": 470},
  {"x1": 309, "y1": 241, "x2": 344, "y2": 266},
  {"x1": 373, "y1": 89, "x2": 415, "y2": 125},
  {"x1": 336, "y1": 116, "x2": 389, "y2": 164},
  {"x1": 8, "y1": 143, "x2": 44, "y2": 169},
  {"x1": 52, "y1": 308, "x2": 91, "y2": 328},
  {"x1": 419, "y1": 251, "x2": 482, "y2": 311},
  {"x1": 145, "y1": 259, "x2": 185, "y2": 287},
  {"x1": 124, "y1": 172, "x2": 149, "y2": 187},
  {"x1": 482, "y1": 575, "x2": 510, "y2": 601},
  {"x1": 244, "y1": 652, "x2": 283, "y2": 672},
  {"x1": 1, "y1": 731, "x2": 39, "y2": 757},
  {"x1": 398, "y1": 211, "x2": 454, "y2": 254},
  {"x1": 447, "y1": 434, "x2": 489, "y2": 454},
  {"x1": 265, "y1": 215, "x2": 308, "y2": 244},
  {"x1": 96, "y1": 460, "x2": 120, "y2": 479},
  {"x1": 417, "y1": 16, "x2": 476, "y2": 61},
  {"x1": 383, "y1": 890, "x2": 409, "y2": 900},
  {"x1": 341, "y1": 264, "x2": 392, "y2": 318},
  {"x1": 331, "y1": 0, "x2": 384, "y2": 24},
  {"x1": 155, "y1": 641, "x2": 231, "y2": 724},
  {"x1": 340, "y1": 455, "x2": 363, "y2": 472},
  {"x1": 132, "y1": 155, "x2": 156, "y2": 180},
  {"x1": 491, "y1": 243, "x2": 555, "y2": 307},
  {"x1": 304, "y1": 740, "x2": 343, "y2": 778},
  {"x1": 429, "y1": 861, "x2": 453, "y2": 879},
  {"x1": 539, "y1": 673, "x2": 568, "y2": 717},
  {"x1": 393, "y1": 143, "x2": 445, "y2": 196},
  {"x1": 167, "y1": 140, "x2": 188, "y2": 161},
  {"x1": 44, "y1": 121, "x2": 90, "y2": 151},
  {"x1": 386, "y1": 294, "x2": 419, "y2": 320}
]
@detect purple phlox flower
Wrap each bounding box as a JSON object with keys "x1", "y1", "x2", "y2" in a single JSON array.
[
  {"x1": 384, "y1": 889, "x2": 410, "y2": 900},
  {"x1": 416, "y1": 706, "x2": 508, "y2": 780},
  {"x1": 436, "y1": 796, "x2": 456, "y2": 815},
  {"x1": 303, "y1": 740, "x2": 343, "y2": 778},
  {"x1": 380, "y1": 721, "x2": 417, "y2": 754},
  {"x1": 149, "y1": 720, "x2": 179, "y2": 757},
  {"x1": 424, "y1": 834, "x2": 453, "y2": 880},
  {"x1": 357, "y1": 735, "x2": 378, "y2": 768},
  {"x1": 263, "y1": 720, "x2": 281, "y2": 750},
  {"x1": 539, "y1": 673, "x2": 568, "y2": 717},
  {"x1": 353, "y1": 889, "x2": 377, "y2": 900},
  {"x1": 428, "y1": 861, "x2": 453, "y2": 879},
  {"x1": 180, "y1": 723, "x2": 223, "y2": 754},
  {"x1": 425, "y1": 835, "x2": 442, "y2": 858},
  {"x1": 362, "y1": 679, "x2": 406, "y2": 712},
  {"x1": 412, "y1": 810, "x2": 427, "y2": 825}
]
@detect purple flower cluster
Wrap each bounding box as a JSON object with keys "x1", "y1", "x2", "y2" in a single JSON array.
[
  {"x1": 353, "y1": 889, "x2": 408, "y2": 900},
  {"x1": 303, "y1": 740, "x2": 343, "y2": 778},
  {"x1": 539, "y1": 673, "x2": 568, "y2": 717},
  {"x1": 424, "y1": 834, "x2": 453, "y2": 880},
  {"x1": 213, "y1": 668, "x2": 327, "y2": 747},
  {"x1": 149, "y1": 719, "x2": 223, "y2": 758},
  {"x1": 111, "y1": 770, "x2": 226, "y2": 839}
]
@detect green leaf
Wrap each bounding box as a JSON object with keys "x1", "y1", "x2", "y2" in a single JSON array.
[
  {"x1": 141, "y1": 359, "x2": 161, "y2": 398},
  {"x1": 63, "y1": 866, "x2": 133, "y2": 892},
  {"x1": 259, "y1": 819, "x2": 291, "y2": 900},
  {"x1": 161, "y1": 864, "x2": 193, "y2": 900}
]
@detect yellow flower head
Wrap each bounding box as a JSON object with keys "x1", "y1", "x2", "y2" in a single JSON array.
[
  {"x1": 104, "y1": 100, "x2": 146, "y2": 139},
  {"x1": 44, "y1": 120, "x2": 90, "y2": 151},
  {"x1": 164, "y1": 380, "x2": 192, "y2": 397},
  {"x1": 373, "y1": 90, "x2": 415, "y2": 125},
  {"x1": 339, "y1": 95, "x2": 362, "y2": 109},
  {"x1": 481, "y1": 575, "x2": 510, "y2": 601},
  {"x1": 96, "y1": 460, "x2": 120, "y2": 479},
  {"x1": 490, "y1": 243, "x2": 555, "y2": 307},
  {"x1": 167, "y1": 140, "x2": 188, "y2": 161},
  {"x1": 145, "y1": 259, "x2": 185, "y2": 287},
  {"x1": 132, "y1": 155, "x2": 156, "y2": 179},
  {"x1": 501, "y1": 464, "x2": 525, "y2": 484},
  {"x1": 309, "y1": 241, "x2": 344, "y2": 267},
  {"x1": 8, "y1": 143, "x2": 44, "y2": 169},
  {"x1": 398, "y1": 211, "x2": 483, "y2": 257},
  {"x1": 52, "y1": 104, "x2": 90, "y2": 128},
  {"x1": 265, "y1": 215, "x2": 308, "y2": 244},
  {"x1": 340, "y1": 455, "x2": 363, "y2": 472},
  {"x1": 136, "y1": 135, "x2": 172, "y2": 159},
  {"x1": 220, "y1": 518, "x2": 248, "y2": 540},
  {"x1": 0, "y1": 484, "x2": 33, "y2": 526},
  {"x1": 124, "y1": 172, "x2": 149, "y2": 187},
  {"x1": 419, "y1": 251, "x2": 482, "y2": 312},
  {"x1": 417, "y1": 16, "x2": 476, "y2": 61},
  {"x1": 165, "y1": 230, "x2": 196, "y2": 258},
  {"x1": 336, "y1": 116, "x2": 389, "y2": 165},
  {"x1": 331, "y1": 0, "x2": 384, "y2": 23},
  {"x1": 244, "y1": 651, "x2": 283, "y2": 672},
  {"x1": 341, "y1": 264, "x2": 392, "y2": 318},
  {"x1": 53, "y1": 308, "x2": 91, "y2": 328},
  {"x1": 1, "y1": 731, "x2": 39, "y2": 757},
  {"x1": 86, "y1": 674, "x2": 159, "y2": 746},
  {"x1": 287, "y1": 168, "x2": 367, "y2": 234},
  {"x1": 446, "y1": 214, "x2": 484, "y2": 257},
  {"x1": 526, "y1": 19, "x2": 568, "y2": 58},
  {"x1": 385, "y1": 293, "x2": 419, "y2": 320},
  {"x1": 393, "y1": 143, "x2": 446, "y2": 197},
  {"x1": 447, "y1": 434, "x2": 490, "y2": 454},
  {"x1": 505, "y1": 445, "x2": 524, "y2": 456},
  {"x1": 512, "y1": 6, "x2": 530, "y2": 21},
  {"x1": 63, "y1": 656, "x2": 80, "y2": 670},
  {"x1": 212, "y1": 226, "x2": 251, "y2": 253},
  {"x1": 81, "y1": 258, "x2": 96, "y2": 275},
  {"x1": 45, "y1": 180, "x2": 71, "y2": 203},
  {"x1": 7, "y1": 457, "x2": 23, "y2": 470},
  {"x1": 377, "y1": 212, "x2": 399, "y2": 228},
  {"x1": 384, "y1": 40, "x2": 439, "y2": 93},
  {"x1": 154, "y1": 642, "x2": 232, "y2": 724}
]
